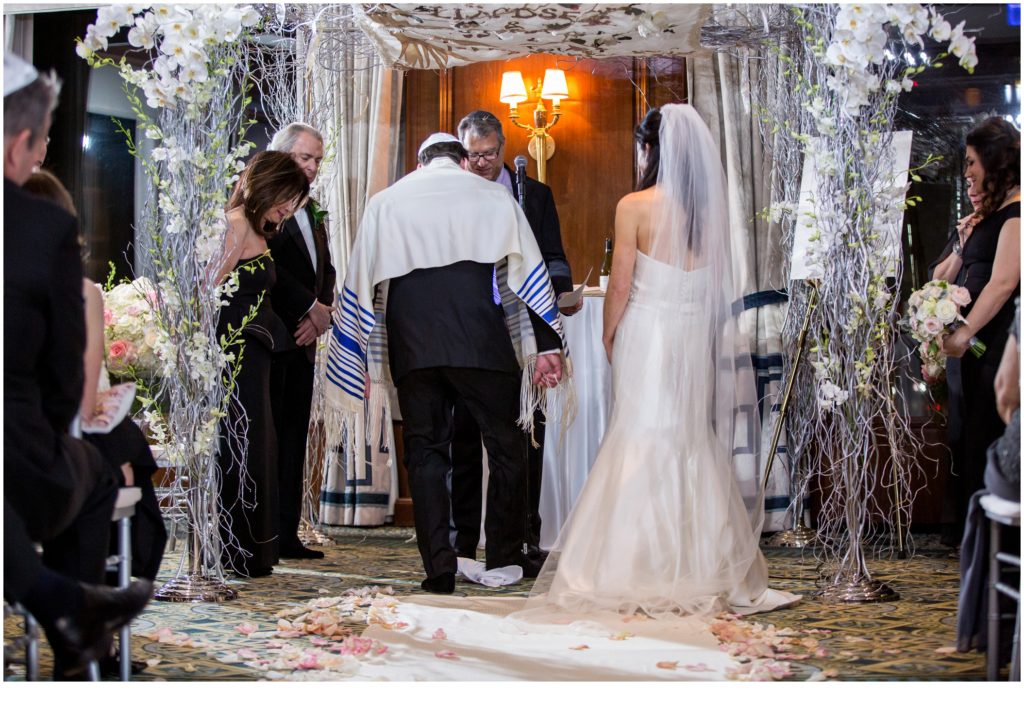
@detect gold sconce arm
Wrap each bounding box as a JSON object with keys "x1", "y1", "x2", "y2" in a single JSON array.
[{"x1": 499, "y1": 69, "x2": 568, "y2": 184}]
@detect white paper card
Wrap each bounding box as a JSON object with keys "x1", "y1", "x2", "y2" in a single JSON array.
[{"x1": 789, "y1": 131, "x2": 913, "y2": 281}]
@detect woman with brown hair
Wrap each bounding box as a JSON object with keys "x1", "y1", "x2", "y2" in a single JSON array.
[
  {"x1": 932, "y1": 116, "x2": 1020, "y2": 542},
  {"x1": 215, "y1": 150, "x2": 309, "y2": 577}
]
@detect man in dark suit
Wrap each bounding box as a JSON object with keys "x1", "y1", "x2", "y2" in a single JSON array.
[
  {"x1": 267, "y1": 123, "x2": 336, "y2": 559},
  {"x1": 363, "y1": 134, "x2": 565, "y2": 593},
  {"x1": 452, "y1": 110, "x2": 580, "y2": 561},
  {"x1": 3, "y1": 53, "x2": 151, "y2": 678}
]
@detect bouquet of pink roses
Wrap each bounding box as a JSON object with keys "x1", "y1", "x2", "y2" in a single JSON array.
[
  {"x1": 905, "y1": 280, "x2": 986, "y2": 382},
  {"x1": 102, "y1": 278, "x2": 163, "y2": 380}
]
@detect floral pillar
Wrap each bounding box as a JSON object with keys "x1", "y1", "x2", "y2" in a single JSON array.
[
  {"x1": 767, "y1": 4, "x2": 977, "y2": 601},
  {"x1": 78, "y1": 4, "x2": 262, "y2": 601}
]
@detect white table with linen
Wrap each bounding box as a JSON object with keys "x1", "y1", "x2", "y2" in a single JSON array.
[{"x1": 538, "y1": 291, "x2": 611, "y2": 549}]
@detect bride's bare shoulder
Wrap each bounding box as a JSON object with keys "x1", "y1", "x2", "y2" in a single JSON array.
[{"x1": 616, "y1": 188, "x2": 655, "y2": 211}]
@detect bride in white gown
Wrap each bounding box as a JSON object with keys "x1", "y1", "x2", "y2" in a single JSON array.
[{"x1": 522, "y1": 103, "x2": 800, "y2": 618}]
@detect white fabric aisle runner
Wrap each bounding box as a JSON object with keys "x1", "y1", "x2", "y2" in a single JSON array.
[{"x1": 353, "y1": 595, "x2": 737, "y2": 681}]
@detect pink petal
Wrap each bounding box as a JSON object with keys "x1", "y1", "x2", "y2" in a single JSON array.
[
  {"x1": 435, "y1": 650, "x2": 460, "y2": 660},
  {"x1": 431, "y1": 628, "x2": 447, "y2": 640}
]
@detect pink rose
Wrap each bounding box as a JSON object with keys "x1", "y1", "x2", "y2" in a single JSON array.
[
  {"x1": 922, "y1": 317, "x2": 943, "y2": 336},
  {"x1": 950, "y1": 286, "x2": 971, "y2": 307},
  {"x1": 107, "y1": 340, "x2": 135, "y2": 371},
  {"x1": 103, "y1": 307, "x2": 114, "y2": 325}
]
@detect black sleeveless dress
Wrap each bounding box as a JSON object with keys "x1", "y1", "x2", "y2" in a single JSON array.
[
  {"x1": 217, "y1": 253, "x2": 288, "y2": 576},
  {"x1": 944, "y1": 201, "x2": 1020, "y2": 540}
]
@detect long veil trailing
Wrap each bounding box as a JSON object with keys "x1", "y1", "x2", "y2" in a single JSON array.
[{"x1": 507, "y1": 104, "x2": 794, "y2": 624}]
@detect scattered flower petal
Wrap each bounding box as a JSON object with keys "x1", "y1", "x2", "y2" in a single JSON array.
[
  {"x1": 235, "y1": 622, "x2": 258, "y2": 636},
  {"x1": 656, "y1": 661, "x2": 679, "y2": 670},
  {"x1": 432, "y1": 628, "x2": 447, "y2": 640},
  {"x1": 435, "y1": 650, "x2": 460, "y2": 660}
]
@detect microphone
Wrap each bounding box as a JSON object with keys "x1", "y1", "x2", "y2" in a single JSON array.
[{"x1": 514, "y1": 155, "x2": 528, "y2": 209}]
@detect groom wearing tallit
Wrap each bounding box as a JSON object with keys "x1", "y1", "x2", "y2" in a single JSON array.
[{"x1": 327, "y1": 133, "x2": 572, "y2": 594}]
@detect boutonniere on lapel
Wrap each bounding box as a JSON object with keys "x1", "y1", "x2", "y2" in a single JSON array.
[{"x1": 308, "y1": 198, "x2": 329, "y2": 229}]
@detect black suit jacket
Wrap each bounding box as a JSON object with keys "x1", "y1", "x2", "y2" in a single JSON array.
[
  {"x1": 386, "y1": 261, "x2": 561, "y2": 384},
  {"x1": 3, "y1": 177, "x2": 86, "y2": 503},
  {"x1": 268, "y1": 200, "x2": 337, "y2": 352},
  {"x1": 506, "y1": 164, "x2": 573, "y2": 296}
]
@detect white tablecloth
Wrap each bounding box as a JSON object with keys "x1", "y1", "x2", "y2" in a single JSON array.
[{"x1": 539, "y1": 295, "x2": 611, "y2": 549}]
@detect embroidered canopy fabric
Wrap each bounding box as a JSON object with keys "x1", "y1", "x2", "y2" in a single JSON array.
[{"x1": 352, "y1": 3, "x2": 711, "y2": 70}]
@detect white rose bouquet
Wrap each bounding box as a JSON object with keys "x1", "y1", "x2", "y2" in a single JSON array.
[
  {"x1": 905, "y1": 280, "x2": 986, "y2": 382},
  {"x1": 102, "y1": 277, "x2": 166, "y2": 381}
]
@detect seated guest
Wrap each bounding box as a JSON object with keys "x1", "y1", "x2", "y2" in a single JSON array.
[
  {"x1": 24, "y1": 169, "x2": 168, "y2": 584},
  {"x1": 4, "y1": 52, "x2": 152, "y2": 679}
]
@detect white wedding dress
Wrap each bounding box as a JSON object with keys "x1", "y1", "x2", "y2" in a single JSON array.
[{"x1": 522, "y1": 251, "x2": 799, "y2": 618}]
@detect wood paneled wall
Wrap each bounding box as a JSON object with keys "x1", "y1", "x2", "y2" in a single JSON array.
[{"x1": 401, "y1": 54, "x2": 687, "y2": 284}]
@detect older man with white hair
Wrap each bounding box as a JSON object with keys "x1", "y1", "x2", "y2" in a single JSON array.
[
  {"x1": 328, "y1": 133, "x2": 570, "y2": 594},
  {"x1": 267, "y1": 122, "x2": 336, "y2": 559}
]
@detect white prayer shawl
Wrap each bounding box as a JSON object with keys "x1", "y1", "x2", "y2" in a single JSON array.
[{"x1": 326, "y1": 158, "x2": 574, "y2": 453}]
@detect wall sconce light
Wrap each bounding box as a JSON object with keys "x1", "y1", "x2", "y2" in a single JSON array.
[{"x1": 499, "y1": 68, "x2": 569, "y2": 184}]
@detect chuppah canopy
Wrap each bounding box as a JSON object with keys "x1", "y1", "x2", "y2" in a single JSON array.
[{"x1": 348, "y1": 2, "x2": 710, "y2": 70}]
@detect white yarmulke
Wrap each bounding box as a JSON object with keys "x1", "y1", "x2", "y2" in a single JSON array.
[
  {"x1": 4, "y1": 53, "x2": 38, "y2": 98},
  {"x1": 417, "y1": 132, "x2": 460, "y2": 156}
]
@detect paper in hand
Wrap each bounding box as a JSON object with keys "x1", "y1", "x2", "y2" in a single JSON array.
[
  {"x1": 81, "y1": 382, "x2": 136, "y2": 434},
  {"x1": 557, "y1": 267, "x2": 592, "y2": 311}
]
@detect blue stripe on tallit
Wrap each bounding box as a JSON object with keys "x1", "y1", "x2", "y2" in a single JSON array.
[{"x1": 330, "y1": 285, "x2": 377, "y2": 402}]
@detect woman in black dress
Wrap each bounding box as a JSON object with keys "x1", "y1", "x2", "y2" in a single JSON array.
[
  {"x1": 215, "y1": 151, "x2": 309, "y2": 577},
  {"x1": 932, "y1": 117, "x2": 1020, "y2": 542}
]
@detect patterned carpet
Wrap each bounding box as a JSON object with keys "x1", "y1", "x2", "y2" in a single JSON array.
[{"x1": 3, "y1": 528, "x2": 1001, "y2": 681}]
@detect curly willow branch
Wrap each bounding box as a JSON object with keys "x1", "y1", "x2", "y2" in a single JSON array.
[{"x1": 709, "y1": 6, "x2": 933, "y2": 579}]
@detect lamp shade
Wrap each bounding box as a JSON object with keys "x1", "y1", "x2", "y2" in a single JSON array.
[
  {"x1": 540, "y1": 69, "x2": 569, "y2": 100},
  {"x1": 499, "y1": 71, "x2": 528, "y2": 105}
]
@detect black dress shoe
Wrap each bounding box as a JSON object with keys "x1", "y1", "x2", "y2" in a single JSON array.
[
  {"x1": 525, "y1": 544, "x2": 549, "y2": 561},
  {"x1": 421, "y1": 573, "x2": 456, "y2": 593},
  {"x1": 98, "y1": 653, "x2": 148, "y2": 677},
  {"x1": 239, "y1": 566, "x2": 274, "y2": 578},
  {"x1": 487, "y1": 552, "x2": 544, "y2": 581},
  {"x1": 280, "y1": 544, "x2": 325, "y2": 559},
  {"x1": 50, "y1": 579, "x2": 154, "y2": 677}
]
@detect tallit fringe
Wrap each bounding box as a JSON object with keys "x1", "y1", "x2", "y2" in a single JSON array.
[
  {"x1": 323, "y1": 400, "x2": 360, "y2": 497},
  {"x1": 365, "y1": 379, "x2": 393, "y2": 451},
  {"x1": 517, "y1": 353, "x2": 577, "y2": 449}
]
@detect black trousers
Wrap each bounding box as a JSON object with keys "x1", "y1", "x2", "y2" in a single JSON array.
[
  {"x1": 451, "y1": 403, "x2": 545, "y2": 556},
  {"x1": 5, "y1": 437, "x2": 118, "y2": 601},
  {"x1": 270, "y1": 347, "x2": 315, "y2": 549},
  {"x1": 396, "y1": 367, "x2": 529, "y2": 577}
]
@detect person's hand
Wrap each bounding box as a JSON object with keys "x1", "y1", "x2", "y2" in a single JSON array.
[
  {"x1": 939, "y1": 326, "x2": 972, "y2": 359},
  {"x1": 364, "y1": 371, "x2": 371, "y2": 399},
  {"x1": 294, "y1": 316, "x2": 319, "y2": 346},
  {"x1": 602, "y1": 335, "x2": 613, "y2": 365},
  {"x1": 532, "y1": 353, "x2": 562, "y2": 388},
  {"x1": 307, "y1": 300, "x2": 333, "y2": 334},
  {"x1": 557, "y1": 292, "x2": 583, "y2": 316},
  {"x1": 994, "y1": 334, "x2": 1019, "y2": 425},
  {"x1": 120, "y1": 462, "x2": 134, "y2": 487}
]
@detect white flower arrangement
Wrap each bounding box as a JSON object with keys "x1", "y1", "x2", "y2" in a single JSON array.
[
  {"x1": 822, "y1": 4, "x2": 978, "y2": 118},
  {"x1": 77, "y1": 4, "x2": 264, "y2": 586},
  {"x1": 77, "y1": 4, "x2": 259, "y2": 113}
]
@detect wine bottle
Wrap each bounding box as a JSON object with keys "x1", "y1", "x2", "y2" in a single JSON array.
[{"x1": 599, "y1": 237, "x2": 613, "y2": 292}]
